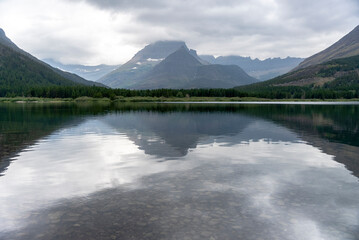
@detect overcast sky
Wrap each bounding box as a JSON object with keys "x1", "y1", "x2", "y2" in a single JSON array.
[{"x1": 0, "y1": 0, "x2": 358, "y2": 65}]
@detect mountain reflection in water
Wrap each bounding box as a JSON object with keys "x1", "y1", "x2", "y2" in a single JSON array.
[{"x1": 0, "y1": 102, "x2": 358, "y2": 240}]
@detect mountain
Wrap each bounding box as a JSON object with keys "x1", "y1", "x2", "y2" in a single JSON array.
[
  {"x1": 99, "y1": 40, "x2": 256, "y2": 89},
  {"x1": 131, "y1": 46, "x2": 258, "y2": 89},
  {"x1": 0, "y1": 42, "x2": 77, "y2": 89},
  {"x1": 0, "y1": 28, "x2": 18, "y2": 49},
  {"x1": 131, "y1": 46, "x2": 202, "y2": 89},
  {"x1": 0, "y1": 28, "x2": 105, "y2": 87},
  {"x1": 189, "y1": 49, "x2": 210, "y2": 65},
  {"x1": 294, "y1": 25, "x2": 359, "y2": 70},
  {"x1": 200, "y1": 55, "x2": 303, "y2": 81},
  {"x1": 237, "y1": 54, "x2": 359, "y2": 92},
  {"x1": 237, "y1": 26, "x2": 359, "y2": 95},
  {"x1": 98, "y1": 41, "x2": 188, "y2": 88},
  {"x1": 42, "y1": 59, "x2": 119, "y2": 81}
]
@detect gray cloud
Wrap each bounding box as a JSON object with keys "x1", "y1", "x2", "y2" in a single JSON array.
[
  {"x1": 79, "y1": 0, "x2": 166, "y2": 10},
  {"x1": 79, "y1": 0, "x2": 359, "y2": 58},
  {"x1": 1, "y1": 0, "x2": 359, "y2": 64}
]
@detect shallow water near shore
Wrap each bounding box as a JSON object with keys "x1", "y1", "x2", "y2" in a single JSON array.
[{"x1": 0, "y1": 102, "x2": 358, "y2": 240}]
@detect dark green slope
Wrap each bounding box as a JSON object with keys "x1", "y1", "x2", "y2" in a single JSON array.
[
  {"x1": 237, "y1": 55, "x2": 359, "y2": 92},
  {"x1": 0, "y1": 28, "x2": 105, "y2": 87},
  {"x1": 0, "y1": 44, "x2": 76, "y2": 89}
]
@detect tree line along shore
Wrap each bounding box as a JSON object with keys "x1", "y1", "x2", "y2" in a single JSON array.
[{"x1": 0, "y1": 85, "x2": 358, "y2": 102}]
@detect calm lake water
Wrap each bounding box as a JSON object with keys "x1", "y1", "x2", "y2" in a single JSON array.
[{"x1": 0, "y1": 102, "x2": 358, "y2": 240}]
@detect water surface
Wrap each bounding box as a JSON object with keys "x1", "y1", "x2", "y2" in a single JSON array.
[{"x1": 0, "y1": 102, "x2": 358, "y2": 240}]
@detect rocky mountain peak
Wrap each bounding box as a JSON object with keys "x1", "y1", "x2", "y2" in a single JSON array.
[{"x1": 131, "y1": 40, "x2": 187, "y2": 62}]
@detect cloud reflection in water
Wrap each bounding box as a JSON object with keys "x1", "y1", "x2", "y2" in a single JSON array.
[{"x1": 0, "y1": 111, "x2": 358, "y2": 240}]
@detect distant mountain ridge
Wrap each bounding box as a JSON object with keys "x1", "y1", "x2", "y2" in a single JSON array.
[
  {"x1": 99, "y1": 41, "x2": 257, "y2": 89},
  {"x1": 200, "y1": 55, "x2": 303, "y2": 81},
  {"x1": 294, "y1": 25, "x2": 359, "y2": 70},
  {"x1": 0, "y1": 28, "x2": 105, "y2": 87},
  {"x1": 42, "y1": 59, "x2": 119, "y2": 81}
]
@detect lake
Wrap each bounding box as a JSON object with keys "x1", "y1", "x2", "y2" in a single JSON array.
[{"x1": 0, "y1": 102, "x2": 358, "y2": 240}]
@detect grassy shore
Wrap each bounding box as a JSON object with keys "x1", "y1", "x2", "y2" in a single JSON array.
[{"x1": 0, "y1": 96, "x2": 358, "y2": 103}]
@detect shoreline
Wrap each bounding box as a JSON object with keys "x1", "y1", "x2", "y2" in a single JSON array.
[{"x1": 0, "y1": 96, "x2": 358, "y2": 104}]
